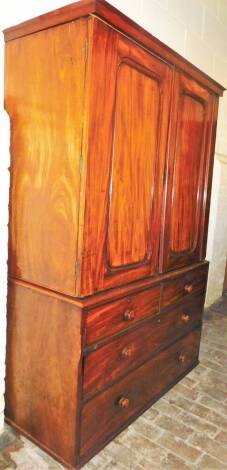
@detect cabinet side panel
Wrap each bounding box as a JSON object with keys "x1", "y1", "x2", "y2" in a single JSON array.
[
  {"x1": 5, "y1": 282, "x2": 82, "y2": 465},
  {"x1": 5, "y1": 19, "x2": 87, "y2": 296}
]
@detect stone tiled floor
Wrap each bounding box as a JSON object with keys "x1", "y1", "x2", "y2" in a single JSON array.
[{"x1": 0, "y1": 294, "x2": 227, "y2": 469}]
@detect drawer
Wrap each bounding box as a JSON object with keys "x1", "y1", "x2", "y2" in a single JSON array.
[
  {"x1": 162, "y1": 265, "x2": 208, "y2": 309},
  {"x1": 83, "y1": 294, "x2": 204, "y2": 399},
  {"x1": 80, "y1": 328, "x2": 201, "y2": 457},
  {"x1": 85, "y1": 285, "x2": 160, "y2": 345}
]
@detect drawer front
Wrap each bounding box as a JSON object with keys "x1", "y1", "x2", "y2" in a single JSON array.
[
  {"x1": 162, "y1": 265, "x2": 208, "y2": 309},
  {"x1": 85, "y1": 285, "x2": 160, "y2": 345},
  {"x1": 83, "y1": 294, "x2": 204, "y2": 399},
  {"x1": 80, "y1": 328, "x2": 201, "y2": 456}
]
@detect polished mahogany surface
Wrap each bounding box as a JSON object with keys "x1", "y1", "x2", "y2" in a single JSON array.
[
  {"x1": 161, "y1": 73, "x2": 217, "y2": 272},
  {"x1": 81, "y1": 329, "x2": 201, "y2": 457},
  {"x1": 161, "y1": 264, "x2": 208, "y2": 309},
  {"x1": 85, "y1": 284, "x2": 160, "y2": 344},
  {"x1": 80, "y1": 19, "x2": 173, "y2": 295},
  {"x1": 4, "y1": 10, "x2": 222, "y2": 298},
  {"x1": 83, "y1": 294, "x2": 204, "y2": 399},
  {"x1": 108, "y1": 60, "x2": 167, "y2": 268},
  {"x1": 5, "y1": 19, "x2": 87, "y2": 296},
  {"x1": 6, "y1": 281, "x2": 82, "y2": 466},
  {"x1": 3, "y1": 1, "x2": 225, "y2": 96},
  {"x1": 4, "y1": 0, "x2": 224, "y2": 468}
]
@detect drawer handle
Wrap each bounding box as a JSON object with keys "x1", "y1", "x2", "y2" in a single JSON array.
[
  {"x1": 181, "y1": 313, "x2": 190, "y2": 323},
  {"x1": 178, "y1": 353, "x2": 186, "y2": 364},
  {"x1": 121, "y1": 347, "x2": 133, "y2": 359},
  {"x1": 184, "y1": 284, "x2": 193, "y2": 294},
  {"x1": 123, "y1": 309, "x2": 135, "y2": 321},
  {"x1": 118, "y1": 397, "x2": 130, "y2": 409}
]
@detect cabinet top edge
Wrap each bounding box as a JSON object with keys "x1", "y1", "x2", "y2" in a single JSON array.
[{"x1": 3, "y1": 0, "x2": 225, "y2": 96}]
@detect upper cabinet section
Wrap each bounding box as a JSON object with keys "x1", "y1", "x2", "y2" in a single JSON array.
[
  {"x1": 79, "y1": 20, "x2": 173, "y2": 294},
  {"x1": 4, "y1": 1, "x2": 224, "y2": 297},
  {"x1": 160, "y1": 72, "x2": 217, "y2": 272}
]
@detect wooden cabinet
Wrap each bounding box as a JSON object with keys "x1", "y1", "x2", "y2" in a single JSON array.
[{"x1": 4, "y1": 1, "x2": 224, "y2": 469}]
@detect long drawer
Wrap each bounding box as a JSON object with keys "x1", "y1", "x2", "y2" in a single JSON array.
[
  {"x1": 80, "y1": 328, "x2": 201, "y2": 457},
  {"x1": 83, "y1": 294, "x2": 204, "y2": 399},
  {"x1": 85, "y1": 285, "x2": 160, "y2": 345},
  {"x1": 162, "y1": 264, "x2": 208, "y2": 309}
]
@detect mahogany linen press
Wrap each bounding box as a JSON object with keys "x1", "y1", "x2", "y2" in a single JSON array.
[{"x1": 3, "y1": 0, "x2": 225, "y2": 468}]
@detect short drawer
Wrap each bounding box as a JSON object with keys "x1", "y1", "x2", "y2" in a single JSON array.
[
  {"x1": 80, "y1": 328, "x2": 201, "y2": 457},
  {"x1": 85, "y1": 285, "x2": 160, "y2": 345},
  {"x1": 83, "y1": 294, "x2": 204, "y2": 399},
  {"x1": 162, "y1": 265, "x2": 208, "y2": 309}
]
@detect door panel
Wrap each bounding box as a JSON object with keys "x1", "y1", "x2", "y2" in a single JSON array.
[
  {"x1": 170, "y1": 94, "x2": 205, "y2": 254},
  {"x1": 80, "y1": 19, "x2": 173, "y2": 295},
  {"x1": 160, "y1": 72, "x2": 214, "y2": 272},
  {"x1": 108, "y1": 61, "x2": 160, "y2": 268}
]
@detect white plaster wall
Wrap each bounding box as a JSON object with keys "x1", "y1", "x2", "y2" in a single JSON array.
[
  {"x1": 0, "y1": 0, "x2": 227, "y2": 429},
  {"x1": 206, "y1": 156, "x2": 227, "y2": 305}
]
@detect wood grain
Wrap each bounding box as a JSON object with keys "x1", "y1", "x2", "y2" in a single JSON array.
[
  {"x1": 201, "y1": 96, "x2": 220, "y2": 260},
  {"x1": 4, "y1": 3, "x2": 223, "y2": 468},
  {"x1": 5, "y1": 19, "x2": 87, "y2": 296},
  {"x1": 160, "y1": 72, "x2": 214, "y2": 272},
  {"x1": 83, "y1": 294, "x2": 204, "y2": 399},
  {"x1": 80, "y1": 18, "x2": 173, "y2": 295},
  {"x1": 171, "y1": 95, "x2": 205, "y2": 253},
  {"x1": 108, "y1": 61, "x2": 161, "y2": 268},
  {"x1": 3, "y1": 1, "x2": 224, "y2": 97},
  {"x1": 80, "y1": 328, "x2": 201, "y2": 457},
  {"x1": 5, "y1": 281, "x2": 82, "y2": 466},
  {"x1": 77, "y1": 18, "x2": 119, "y2": 296},
  {"x1": 85, "y1": 284, "x2": 160, "y2": 345},
  {"x1": 161, "y1": 264, "x2": 208, "y2": 309}
]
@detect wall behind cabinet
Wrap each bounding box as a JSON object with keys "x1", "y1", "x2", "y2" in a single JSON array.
[{"x1": 0, "y1": 0, "x2": 227, "y2": 429}]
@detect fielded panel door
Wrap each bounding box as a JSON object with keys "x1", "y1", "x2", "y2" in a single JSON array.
[
  {"x1": 79, "y1": 19, "x2": 173, "y2": 295},
  {"x1": 160, "y1": 71, "x2": 216, "y2": 272}
]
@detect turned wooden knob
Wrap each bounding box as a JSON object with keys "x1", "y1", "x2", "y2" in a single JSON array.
[
  {"x1": 123, "y1": 309, "x2": 135, "y2": 321},
  {"x1": 121, "y1": 347, "x2": 133, "y2": 359},
  {"x1": 181, "y1": 313, "x2": 190, "y2": 323},
  {"x1": 178, "y1": 353, "x2": 186, "y2": 363},
  {"x1": 184, "y1": 284, "x2": 193, "y2": 293},
  {"x1": 118, "y1": 397, "x2": 130, "y2": 409}
]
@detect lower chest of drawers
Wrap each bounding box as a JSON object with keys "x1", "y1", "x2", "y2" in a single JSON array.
[
  {"x1": 83, "y1": 293, "x2": 204, "y2": 400},
  {"x1": 79, "y1": 264, "x2": 208, "y2": 461},
  {"x1": 80, "y1": 328, "x2": 201, "y2": 458},
  {"x1": 5, "y1": 264, "x2": 208, "y2": 470}
]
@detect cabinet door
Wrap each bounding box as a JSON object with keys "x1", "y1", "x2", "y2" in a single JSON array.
[
  {"x1": 160, "y1": 72, "x2": 216, "y2": 272},
  {"x1": 79, "y1": 19, "x2": 173, "y2": 295}
]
